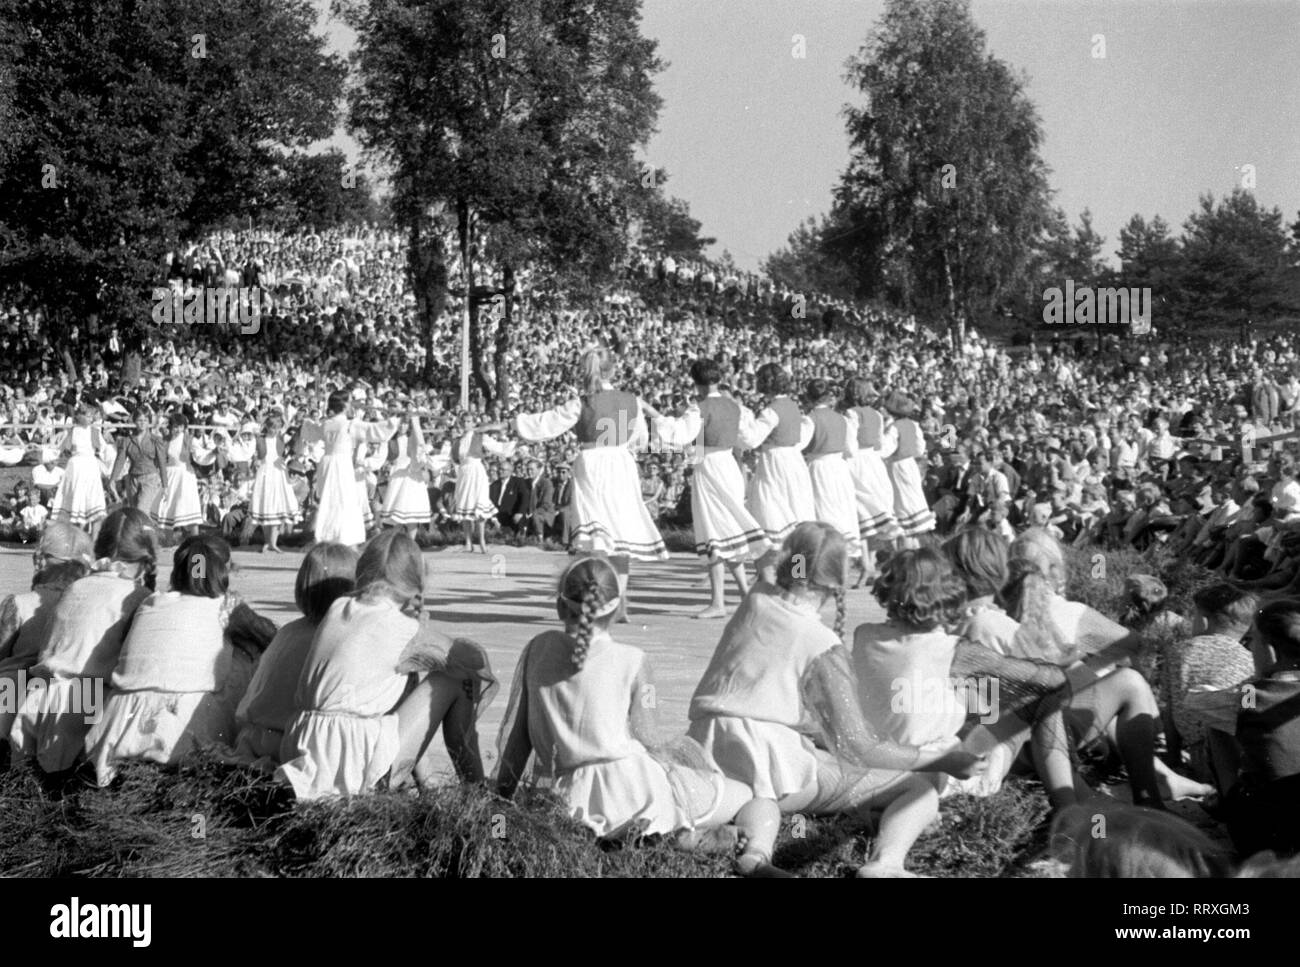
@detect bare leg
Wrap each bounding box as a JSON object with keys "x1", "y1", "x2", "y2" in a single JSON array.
[
  {"x1": 1071, "y1": 668, "x2": 1163, "y2": 808},
  {"x1": 698, "y1": 559, "x2": 729, "y2": 619},
  {"x1": 474, "y1": 520, "x2": 487, "y2": 554},
  {"x1": 461, "y1": 520, "x2": 472, "y2": 551},
  {"x1": 857, "y1": 774, "x2": 941, "y2": 876},
  {"x1": 390, "y1": 672, "x2": 483, "y2": 789},
  {"x1": 611, "y1": 553, "x2": 630, "y2": 623}
]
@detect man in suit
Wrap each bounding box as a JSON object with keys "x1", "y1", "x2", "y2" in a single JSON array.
[
  {"x1": 524, "y1": 458, "x2": 556, "y2": 541},
  {"x1": 552, "y1": 463, "x2": 574, "y2": 545},
  {"x1": 495, "y1": 459, "x2": 530, "y2": 535},
  {"x1": 932, "y1": 444, "x2": 973, "y2": 533}
]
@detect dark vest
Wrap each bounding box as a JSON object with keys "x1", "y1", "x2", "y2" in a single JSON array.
[
  {"x1": 763, "y1": 396, "x2": 803, "y2": 448},
  {"x1": 804, "y1": 407, "x2": 849, "y2": 458},
  {"x1": 699, "y1": 395, "x2": 741, "y2": 448},
  {"x1": 575, "y1": 389, "x2": 639, "y2": 446},
  {"x1": 853, "y1": 406, "x2": 884, "y2": 448},
  {"x1": 452, "y1": 431, "x2": 483, "y2": 464}
]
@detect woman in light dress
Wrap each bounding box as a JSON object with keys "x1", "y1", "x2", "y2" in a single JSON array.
[
  {"x1": 381, "y1": 414, "x2": 434, "y2": 538},
  {"x1": 884, "y1": 392, "x2": 936, "y2": 546},
  {"x1": 840, "y1": 377, "x2": 902, "y2": 583},
  {"x1": 85, "y1": 534, "x2": 277, "y2": 785},
  {"x1": 508, "y1": 347, "x2": 667, "y2": 622},
  {"x1": 249, "y1": 411, "x2": 300, "y2": 552},
  {"x1": 801, "y1": 379, "x2": 862, "y2": 562},
  {"x1": 50, "y1": 403, "x2": 108, "y2": 538},
  {"x1": 449, "y1": 412, "x2": 515, "y2": 553},
  {"x1": 155, "y1": 411, "x2": 204, "y2": 536},
  {"x1": 301, "y1": 391, "x2": 400, "y2": 546},
  {"x1": 277, "y1": 531, "x2": 493, "y2": 799},
  {"x1": 743, "y1": 363, "x2": 815, "y2": 575},
  {"x1": 497, "y1": 556, "x2": 781, "y2": 874}
]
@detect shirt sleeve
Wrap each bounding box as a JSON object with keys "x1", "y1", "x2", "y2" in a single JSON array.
[
  {"x1": 798, "y1": 415, "x2": 815, "y2": 450},
  {"x1": 739, "y1": 405, "x2": 777, "y2": 450},
  {"x1": 654, "y1": 405, "x2": 702, "y2": 449},
  {"x1": 514, "y1": 398, "x2": 581, "y2": 442},
  {"x1": 351, "y1": 417, "x2": 400, "y2": 445},
  {"x1": 482, "y1": 435, "x2": 517, "y2": 458}
]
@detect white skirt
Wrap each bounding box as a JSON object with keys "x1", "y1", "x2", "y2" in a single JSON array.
[
  {"x1": 691, "y1": 451, "x2": 769, "y2": 560},
  {"x1": 889, "y1": 458, "x2": 936, "y2": 536},
  {"x1": 156, "y1": 464, "x2": 204, "y2": 529},
  {"x1": 51, "y1": 453, "x2": 106, "y2": 527},
  {"x1": 688, "y1": 714, "x2": 819, "y2": 802},
  {"x1": 313, "y1": 454, "x2": 368, "y2": 545},
  {"x1": 571, "y1": 446, "x2": 667, "y2": 561},
  {"x1": 85, "y1": 687, "x2": 238, "y2": 786},
  {"x1": 557, "y1": 751, "x2": 722, "y2": 839},
  {"x1": 848, "y1": 450, "x2": 901, "y2": 540},
  {"x1": 808, "y1": 454, "x2": 863, "y2": 558},
  {"x1": 251, "y1": 463, "x2": 301, "y2": 527},
  {"x1": 450, "y1": 457, "x2": 495, "y2": 521},
  {"x1": 383, "y1": 465, "x2": 432, "y2": 525},
  {"x1": 276, "y1": 709, "x2": 400, "y2": 800},
  {"x1": 747, "y1": 446, "x2": 815, "y2": 544},
  {"x1": 8, "y1": 675, "x2": 101, "y2": 773}
]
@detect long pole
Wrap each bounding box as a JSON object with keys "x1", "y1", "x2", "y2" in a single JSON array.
[{"x1": 460, "y1": 204, "x2": 471, "y2": 411}]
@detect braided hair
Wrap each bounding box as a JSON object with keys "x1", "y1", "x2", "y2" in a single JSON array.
[
  {"x1": 557, "y1": 556, "x2": 620, "y2": 671},
  {"x1": 775, "y1": 521, "x2": 849, "y2": 642}
]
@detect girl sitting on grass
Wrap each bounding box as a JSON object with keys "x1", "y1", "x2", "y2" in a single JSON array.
[
  {"x1": 232, "y1": 542, "x2": 359, "y2": 763},
  {"x1": 688, "y1": 521, "x2": 990, "y2": 878},
  {"x1": 85, "y1": 534, "x2": 278, "y2": 785},
  {"x1": 496, "y1": 555, "x2": 782, "y2": 874},
  {"x1": 8, "y1": 509, "x2": 156, "y2": 773},
  {"x1": 855, "y1": 544, "x2": 1074, "y2": 805},
  {"x1": 277, "y1": 530, "x2": 492, "y2": 799}
]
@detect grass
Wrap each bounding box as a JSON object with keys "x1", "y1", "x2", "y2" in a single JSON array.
[{"x1": 0, "y1": 754, "x2": 1048, "y2": 878}]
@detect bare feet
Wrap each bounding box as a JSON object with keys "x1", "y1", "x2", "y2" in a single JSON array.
[
  {"x1": 856, "y1": 862, "x2": 921, "y2": 878},
  {"x1": 1157, "y1": 771, "x2": 1215, "y2": 801},
  {"x1": 675, "y1": 824, "x2": 740, "y2": 855},
  {"x1": 695, "y1": 605, "x2": 728, "y2": 620}
]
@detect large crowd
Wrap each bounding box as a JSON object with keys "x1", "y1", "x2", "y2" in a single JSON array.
[{"x1": 2, "y1": 224, "x2": 1300, "y2": 877}]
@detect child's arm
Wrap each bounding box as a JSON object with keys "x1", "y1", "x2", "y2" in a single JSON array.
[
  {"x1": 222, "y1": 592, "x2": 279, "y2": 661},
  {"x1": 627, "y1": 656, "x2": 660, "y2": 748},
  {"x1": 496, "y1": 681, "x2": 533, "y2": 800}
]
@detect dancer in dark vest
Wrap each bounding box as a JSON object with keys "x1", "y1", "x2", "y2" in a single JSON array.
[
  {"x1": 510, "y1": 347, "x2": 667, "y2": 622},
  {"x1": 840, "y1": 377, "x2": 902, "y2": 585},
  {"x1": 745, "y1": 363, "x2": 816, "y2": 554},
  {"x1": 450, "y1": 411, "x2": 515, "y2": 554},
  {"x1": 648, "y1": 358, "x2": 769, "y2": 618},
  {"x1": 802, "y1": 379, "x2": 863, "y2": 565}
]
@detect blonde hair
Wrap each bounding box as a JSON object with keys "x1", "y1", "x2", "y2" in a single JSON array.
[
  {"x1": 775, "y1": 521, "x2": 848, "y2": 640},
  {"x1": 578, "y1": 346, "x2": 617, "y2": 397},
  {"x1": 1005, "y1": 527, "x2": 1071, "y2": 661},
  {"x1": 556, "y1": 556, "x2": 619, "y2": 670},
  {"x1": 354, "y1": 530, "x2": 424, "y2": 613},
  {"x1": 1051, "y1": 803, "x2": 1229, "y2": 878}
]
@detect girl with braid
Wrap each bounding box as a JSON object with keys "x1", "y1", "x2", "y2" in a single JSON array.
[
  {"x1": 496, "y1": 556, "x2": 783, "y2": 875},
  {"x1": 688, "y1": 521, "x2": 990, "y2": 877}
]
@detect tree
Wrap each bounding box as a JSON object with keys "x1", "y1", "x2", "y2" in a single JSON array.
[
  {"x1": 829, "y1": 0, "x2": 1054, "y2": 323},
  {"x1": 1179, "y1": 189, "x2": 1297, "y2": 329},
  {"x1": 275, "y1": 151, "x2": 384, "y2": 230},
  {"x1": 1116, "y1": 213, "x2": 1182, "y2": 325},
  {"x1": 763, "y1": 214, "x2": 857, "y2": 300},
  {"x1": 339, "y1": 0, "x2": 663, "y2": 402},
  {"x1": 0, "y1": 0, "x2": 343, "y2": 363},
  {"x1": 637, "y1": 189, "x2": 714, "y2": 258}
]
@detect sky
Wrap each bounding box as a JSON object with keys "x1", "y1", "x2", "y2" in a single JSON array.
[{"x1": 315, "y1": 0, "x2": 1300, "y2": 271}]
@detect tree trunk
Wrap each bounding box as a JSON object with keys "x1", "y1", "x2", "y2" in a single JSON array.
[
  {"x1": 468, "y1": 294, "x2": 493, "y2": 408},
  {"x1": 407, "y1": 217, "x2": 449, "y2": 383},
  {"x1": 493, "y1": 264, "x2": 515, "y2": 412}
]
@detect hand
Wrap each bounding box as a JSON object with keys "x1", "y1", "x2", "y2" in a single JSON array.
[{"x1": 933, "y1": 749, "x2": 988, "y2": 781}]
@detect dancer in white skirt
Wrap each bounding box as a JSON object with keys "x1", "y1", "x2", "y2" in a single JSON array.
[
  {"x1": 745, "y1": 363, "x2": 815, "y2": 548},
  {"x1": 381, "y1": 414, "x2": 433, "y2": 537},
  {"x1": 841, "y1": 377, "x2": 902, "y2": 584},
  {"x1": 647, "y1": 358, "x2": 769, "y2": 619},
  {"x1": 510, "y1": 346, "x2": 667, "y2": 623},
  {"x1": 450, "y1": 412, "x2": 515, "y2": 553},
  {"x1": 884, "y1": 391, "x2": 936, "y2": 546},
  {"x1": 302, "y1": 391, "x2": 400, "y2": 546},
  {"x1": 155, "y1": 411, "x2": 204, "y2": 536},
  {"x1": 250, "y1": 411, "x2": 300, "y2": 553},
  {"x1": 801, "y1": 380, "x2": 863, "y2": 562},
  {"x1": 50, "y1": 403, "x2": 107, "y2": 538}
]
